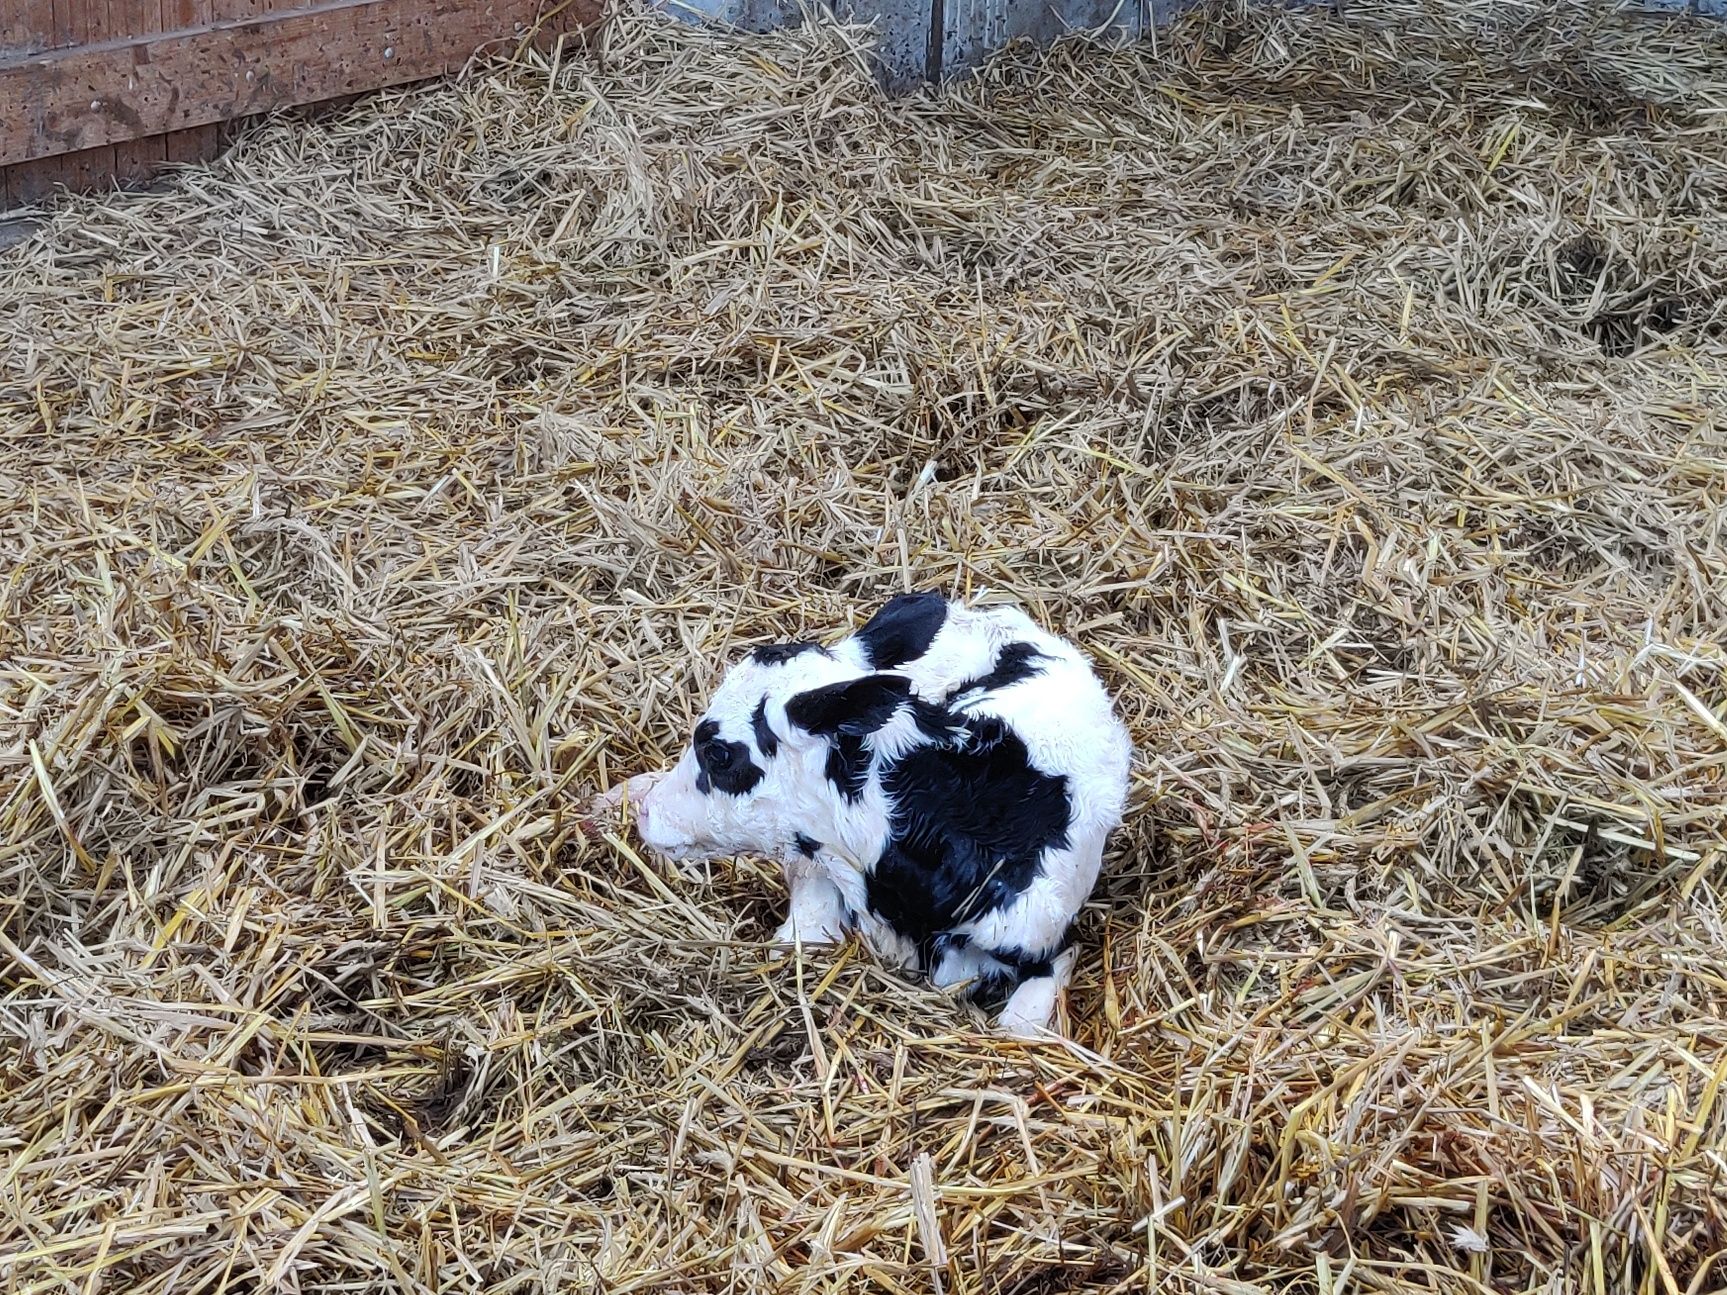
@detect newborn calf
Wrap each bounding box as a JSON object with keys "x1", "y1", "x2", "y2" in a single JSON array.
[{"x1": 601, "y1": 591, "x2": 1132, "y2": 1036}]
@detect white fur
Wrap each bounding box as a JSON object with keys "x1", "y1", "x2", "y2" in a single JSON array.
[
  {"x1": 609, "y1": 597, "x2": 1133, "y2": 1035},
  {"x1": 997, "y1": 948, "x2": 1078, "y2": 1040},
  {"x1": 774, "y1": 850, "x2": 851, "y2": 946}
]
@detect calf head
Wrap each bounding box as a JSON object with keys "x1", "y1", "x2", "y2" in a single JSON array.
[{"x1": 636, "y1": 642, "x2": 917, "y2": 863}]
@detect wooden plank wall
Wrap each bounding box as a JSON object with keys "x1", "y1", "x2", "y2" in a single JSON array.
[
  {"x1": 0, "y1": 0, "x2": 593, "y2": 210},
  {"x1": 4, "y1": 0, "x2": 234, "y2": 207}
]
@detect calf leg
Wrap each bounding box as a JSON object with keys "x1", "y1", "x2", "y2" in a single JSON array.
[
  {"x1": 773, "y1": 855, "x2": 852, "y2": 947},
  {"x1": 929, "y1": 936, "x2": 1004, "y2": 992},
  {"x1": 995, "y1": 946, "x2": 1077, "y2": 1039}
]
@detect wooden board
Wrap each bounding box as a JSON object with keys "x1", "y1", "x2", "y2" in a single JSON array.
[
  {"x1": 161, "y1": 0, "x2": 220, "y2": 174},
  {"x1": 1, "y1": 0, "x2": 74, "y2": 205},
  {"x1": 0, "y1": 0, "x2": 594, "y2": 168},
  {"x1": 103, "y1": 0, "x2": 169, "y2": 193}
]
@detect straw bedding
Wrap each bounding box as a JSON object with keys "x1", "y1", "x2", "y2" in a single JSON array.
[{"x1": 3, "y1": 0, "x2": 1726, "y2": 1289}]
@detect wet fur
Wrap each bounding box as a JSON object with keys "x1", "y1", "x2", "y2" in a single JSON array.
[{"x1": 626, "y1": 592, "x2": 1133, "y2": 1036}]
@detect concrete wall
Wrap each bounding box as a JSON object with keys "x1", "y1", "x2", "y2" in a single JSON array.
[
  {"x1": 656, "y1": 0, "x2": 1727, "y2": 88},
  {"x1": 655, "y1": 0, "x2": 1177, "y2": 87},
  {"x1": 1645, "y1": 0, "x2": 1727, "y2": 14}
]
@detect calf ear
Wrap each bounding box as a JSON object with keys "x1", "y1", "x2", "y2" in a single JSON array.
[
  {"x1": 785, "y1": 674, "x2": 912, "y2": 737},
  {"x1": 855, "y1": 591, "x2": 946, "y2": 669}
]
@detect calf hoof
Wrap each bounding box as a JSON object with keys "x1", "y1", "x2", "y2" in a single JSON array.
[
  {"x1": 995, "y1": 1015, "x2": 1060, "y2": 1042},
  {"x1": 994, "y1": 1008, "x2": 1061, "y2": 1042},
  {"x1": 994, "y1": 973, "x2": 1064, "y2": 1040},
  {"x1": 772, "y1": 915, "x2": 848, "y2": 948}
]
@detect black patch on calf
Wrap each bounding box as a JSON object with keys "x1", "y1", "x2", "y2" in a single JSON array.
[
  {"x1": 949, "y1": 641, "x2": 1050, "y2": 700},
  {"x1": 855, "y1": 591, "x2": 947, "y2": 669},
  {"x1": 865, "y1": 719, "x2": 1071, "y2": 945},
  {"x1": 907, "y1": 695, "x2": 963, "y2": 742},
  {"x1": 989, "y1": 947, "x2": 1055, "y2": 980},
  {"x1": 788, "y1": 675, "x2": 923, "y2": 803},
  {"x1": 931, "y1": 931, "x2": 969, "y2": 961},
  {"x1": 750, "y1": 698, "x2": 779, "y2": 758},
  {"x1": 752, "y1": 641, "x2": 825, "y2": 667},
  {"x1": 954, "y1": 713, "x2": 1016, "y2": 754},
  {"x1": 692, "y1": 718, "x2": 763, "y2": 797},
  {"x1": 926, "y1": 930, "x2": 976, "y2": 979},
  {"x1": 968, "y1": 971, "x2": 1015, "y2": 1011},
  {"x1": 963, "y1": 931, "x2": 1074, "y2": 1009},
  {"x1": 825, "y1": 734, "x2": 872, "y2": 803},
  {"x1": 786, "y1": 674, "x2": 911, "y2": 737}
]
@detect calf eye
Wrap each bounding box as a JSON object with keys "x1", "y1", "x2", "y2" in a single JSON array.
[{"x1": 704, "y1": 740, "x2": 735, "y2": 771}]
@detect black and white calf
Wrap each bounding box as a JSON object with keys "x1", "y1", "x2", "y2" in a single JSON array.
[{"x1": 597, "y1": 591, "x2": 1133, "y2": 1036}]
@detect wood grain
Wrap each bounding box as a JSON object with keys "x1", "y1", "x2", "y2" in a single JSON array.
[
  {"x1": 0, "y1": 0, "x2": 594, "y2": 169},
  {"x1": 161, "y1": 0, "x2": 218, "y2": 168},
  {"x1": 104, "y1": 0, "x2": 168, "y2": 191},
  {"x1": 1, "y1": 0, "x2": 78, "y2": 204}
]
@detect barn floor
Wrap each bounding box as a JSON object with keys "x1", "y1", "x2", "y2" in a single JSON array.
[{"x1": 4, "y1": 2, "x2": 1727, "y2": 1291}]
